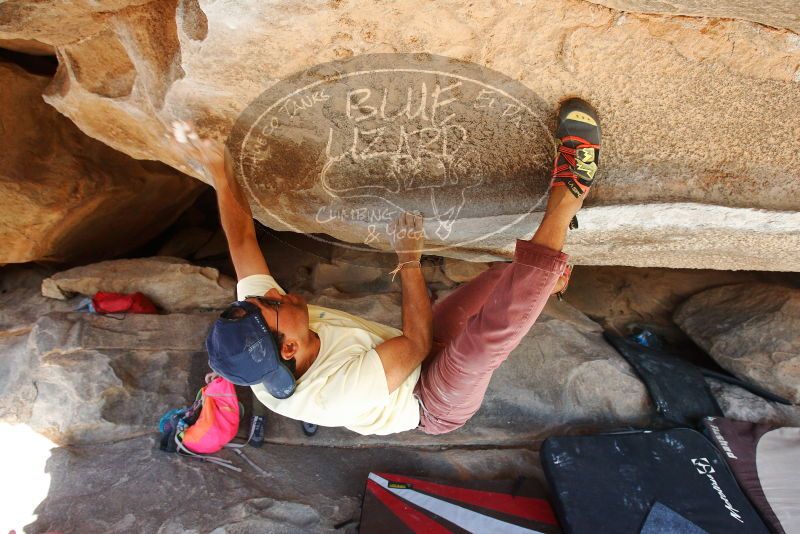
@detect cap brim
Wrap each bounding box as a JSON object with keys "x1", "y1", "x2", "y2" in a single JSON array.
[{"x1": 261, "y1": 361, "x2": 296, "y2": 399}]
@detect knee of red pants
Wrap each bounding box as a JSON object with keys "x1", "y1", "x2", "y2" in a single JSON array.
[
  {"x1": 431, "y1": 262, "x2": 508, "y2": 345},
  {"x1": 415, "y1": 375, "x2": 483, "y2": 435},
  {"x1": 414, "y1": 379, "x2": 467, "y2": 435},
  {"x1": 417, "y1": 411, "x2": 465, "y2": 435}
]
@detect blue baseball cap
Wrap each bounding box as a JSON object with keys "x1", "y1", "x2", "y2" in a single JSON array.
[{"x1": 205, "y1": 301, "x2": 296, "y2": 399}]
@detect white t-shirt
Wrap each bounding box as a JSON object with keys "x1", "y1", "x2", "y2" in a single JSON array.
[{"x1": 238, "y1": 274, "x2": 421, "y2": 435}]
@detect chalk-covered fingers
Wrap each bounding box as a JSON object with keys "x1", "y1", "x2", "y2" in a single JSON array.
[
  {"x1": 389, "y1": 211, "x2": 425, "y2": 264},
  {"x1": 169, "y1": 120, "x2": 227, "y2": 183}
]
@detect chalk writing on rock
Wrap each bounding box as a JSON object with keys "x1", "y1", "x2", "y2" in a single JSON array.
[{"x1": 229, "y1": 53, "x2": 554, "y2": 255}]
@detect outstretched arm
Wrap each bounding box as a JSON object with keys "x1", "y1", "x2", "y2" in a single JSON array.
[
  {"x1": 375, "y1": 213, "x2": 433, "y2": 393},
  {"x1": 171, "y1": 122, "x2": 269, "y2": 280}
]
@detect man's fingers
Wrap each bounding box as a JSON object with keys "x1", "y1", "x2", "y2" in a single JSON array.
[
  {"x1": 171, "y1": 120, "x2": 201, "y2": 143},
  {"x1": 172, "y1": 121, "x2": 188, "y2": 144},
  {"x1": 394, "y1": 212, "x2": 410, "y2": 232},
  {"x1": 390, "y1": 211, "x2": 425, "y2": 245},
  {"x1": 413, "y1": 212, "x2": 423, "y2": 232}
]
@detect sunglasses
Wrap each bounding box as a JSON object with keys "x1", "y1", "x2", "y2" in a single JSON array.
[
  {"x1": 245, "y1": 295, "x2": 282, "y2": 336},
  {"x1": 245, "y1": 296, "x2": 282, "y2": 308}
]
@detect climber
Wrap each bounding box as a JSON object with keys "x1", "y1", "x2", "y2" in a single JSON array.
[{"x1": 173, "y1": 97, "x2": 599, "y2": 436}]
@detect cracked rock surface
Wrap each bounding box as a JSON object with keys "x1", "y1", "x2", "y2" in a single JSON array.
[
  {"x1": 675, "y1": 283, "x2": 800, "y2": 404},
  {"x1": 0, "y1": 61, "x2": 202, "y2": 264},
  {"x1": 41, "y1": 257, "x2": 236, "y2": 312},
  {"x1": 3, "y1": 263, "x2": 652, "y2": 448},
  {"x1": 1, "y1": 0, "x2": 798, "y2": 269},
  {"x1": 2, "y1": 258, "x2": 799, "y2": 532}
]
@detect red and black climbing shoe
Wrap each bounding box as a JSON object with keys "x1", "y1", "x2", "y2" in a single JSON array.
[{"x1": 551, "y1": 98, "x2": 601, "y2": 199}]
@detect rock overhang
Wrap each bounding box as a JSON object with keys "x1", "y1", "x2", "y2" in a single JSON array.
[{"x1": 0, "y1": 0, "x2": 798, "y2": 269}]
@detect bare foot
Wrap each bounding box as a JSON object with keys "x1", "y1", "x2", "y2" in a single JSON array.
[{"x1": 551, "y1": 274, "x2": 568, "y2": 295}]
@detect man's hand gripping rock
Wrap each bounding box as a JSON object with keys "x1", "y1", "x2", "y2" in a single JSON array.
[{"x1": 388, "y1": 212, "x2": 425, "y2": 281}]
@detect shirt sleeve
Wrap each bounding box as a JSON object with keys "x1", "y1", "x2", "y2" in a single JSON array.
[
  {"x1": 317, "y1": 348, "x2": 391, "y2": 411},
  {"x1": 236, "y1": 274, "x2": 286, "y2": 301}
]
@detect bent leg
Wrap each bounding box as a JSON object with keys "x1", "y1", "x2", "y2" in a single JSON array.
[
  {"x1": 414, "y1": 98, "x2": 602, "y2": 434},
  {"x1": 417, "y1": 179, "x2": 582, "y2": 434},
  {"x1": 431, "y1": 262, "x2": 508, "y2": 349},
  {"x1": 417, "y1": 240, "x2": 567, "y2": 434}
]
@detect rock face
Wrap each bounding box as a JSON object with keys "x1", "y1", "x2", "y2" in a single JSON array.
[
  {"x1": 0, "y1": 61, "x2": 202, "y2": 264},
  {"x1": 0, "y1": 266, "x2": 215, "y2": 445},
  {"x1": 505, "y1": 298, "x2": 652, "y2": 425},
  {"x1": 0, "y1": 258, "x2": 238, "y2": 445},
  {"x1": 675, "y1": 283, "x2": 800, "y2": 404},
  {"x1": 309, "y1": 252, "x2": 454, "y2": 296},
  {"x1": 0, "y1": 270, "x2": 213, "y2": 446},
  {"x1": 1, "y1": 0, "x2": 799, "y2": 270},
  {"x1": 707, "y1": 379, "x2": 800, "y2": 427},
  {"x1": 4, "y1": 256, "x2": 799, "y2": 531},
  {"x1": 589, "y1": 0, "x2": 800, "y2": 34},
  {"x1": 0, "y1": 335, "x2": 38, "y2": 424},
  {"x1": 0, "y1": 265, "x2": 75, "y2": 336},
  {"x1": 21, "y1": 435, "x2": 544, "y2": 534},
  {"x1": 443, "y1": 258, "x2": 491, "y2": 283},
  {"x1": 3, "y1": 311, "x2": 213, "y2": 445},
  {"x1": 41, "y1": 257, "x2": 236, "y2": 311},
  {"x1": 1, "y1": 260, "x2": 650, "y2": 448},
  {"x1": 562, "y1": 265, "x2": 798, "y2": 343}
]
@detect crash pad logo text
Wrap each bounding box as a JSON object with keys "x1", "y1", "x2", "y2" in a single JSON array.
[{"x1": 690, "y1": 457, "x2": 744, "y2": 524}]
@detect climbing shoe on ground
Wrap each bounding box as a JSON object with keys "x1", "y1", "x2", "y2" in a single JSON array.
[
  {"x1": 250, "y1": 415, "x2": 265, "y2": 448},
  {"x1": 301, "y1": 421, "x2": 318, "y2": 437},
  {"x1": 551, "y1": 98, "x2": 601, "y2": 198}
]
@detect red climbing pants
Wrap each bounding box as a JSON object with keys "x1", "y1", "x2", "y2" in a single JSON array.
[{"x1": 415, "y1": 240, "x2": 568, "y2": 434}]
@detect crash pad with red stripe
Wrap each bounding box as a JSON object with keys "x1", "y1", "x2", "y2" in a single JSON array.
[{"x1": 360, "y1": 472, "x2": 560, "y2": 533}]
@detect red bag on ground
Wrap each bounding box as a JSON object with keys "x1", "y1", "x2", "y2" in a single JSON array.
[{"x1": 92, "y1": 291, "x2": 158, "y2": 314}]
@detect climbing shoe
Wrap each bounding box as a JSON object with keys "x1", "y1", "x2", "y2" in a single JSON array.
[
  {"x1": 301, "y1": 421, "x2": 318, "y2": 437},
  {"x1": 250, "y1": 415, "x2": 265, "y2": 448},
  {"x1": 551, "y1": 98, "x2": 601, "y2": 198}
]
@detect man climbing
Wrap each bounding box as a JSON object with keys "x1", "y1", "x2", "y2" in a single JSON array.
[{"x1": 174, "y1": 97, "x2": 600, "y2": 437}]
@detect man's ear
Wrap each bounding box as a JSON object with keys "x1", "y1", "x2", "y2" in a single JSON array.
[
  {"x1": 280, "y1": 339, "x2": 298, "y2": 360},
  {"x1": 265, "y1": 288, "x2": 282, "y2": 299}
]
